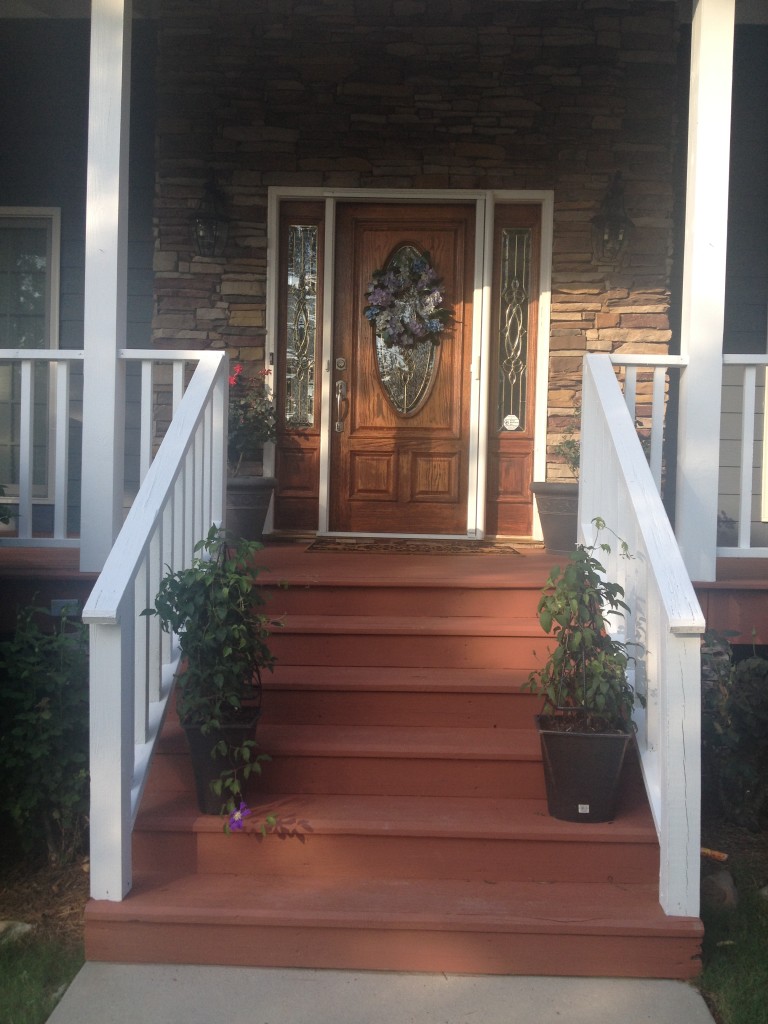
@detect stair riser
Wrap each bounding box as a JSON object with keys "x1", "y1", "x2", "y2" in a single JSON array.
[
  {"x1": 133, "y1": 831, "x2": 659, "y2": 885},
  {"x1": 146, "y1": 753, "x2": 546, "y2": 800},
  {"x1": 85, "y1": 921, "x2": 701, "y2": 979},
  {"x1": 261, "y1": 690, "x2": 542, "y2": 729},
  {"x1": 268, "y1": 634, "x2": 545, "y2": 669},
  {"x1": 262, "y1": 586, "x2": 541, "y2": 619}
]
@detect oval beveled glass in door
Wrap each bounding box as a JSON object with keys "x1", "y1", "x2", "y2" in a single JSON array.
[{"x1": 372, "y1": 245, "x2": 440, "y2": 417}]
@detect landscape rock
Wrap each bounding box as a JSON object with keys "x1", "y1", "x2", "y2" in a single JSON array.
[
  {"x1": 0, "y1": 920, "x2": 34, "y2": 944},
  {"x1": 701, "y1": 869, "x2": 740, "y2": 908}
]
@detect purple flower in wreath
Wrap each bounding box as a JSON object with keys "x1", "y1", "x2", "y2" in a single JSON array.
[
  {"x1": 417, "y1": 267, "x2": 439, "y2": 289},
  {"x1": 368, "y1": 286, "x2": 393, "y2": 308},
  {"x1": 363, "y1": 250, "x2": 453, "y2": 350},
  {"x1": 407, "y1": 318, "x2": 429, "y2": 338}
]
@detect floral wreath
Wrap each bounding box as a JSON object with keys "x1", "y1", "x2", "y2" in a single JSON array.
[{"x1": 363, "y1": 249, "x2": 453, "y2": 350}]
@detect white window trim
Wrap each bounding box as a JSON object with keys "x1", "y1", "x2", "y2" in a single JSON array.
[
  {"x1": 266, "y1": 187, "x2": 553, "y2": 538},
  {"x1": 0, "y1": 207, "x2": 62, "y2": 504},
  {"x1": 0, "y1": 206, "x2": 61, "y2": 352}
]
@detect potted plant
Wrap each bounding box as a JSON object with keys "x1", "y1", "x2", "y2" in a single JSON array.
[
  {"x1": 527, "y1": 518, "x2": 644, "y2": 822},
  {"x1": 145, "y1": 526, "x2": 276, "y2": 815},
  {"x1": 227, "y1": 362, "x2": 278, "y2": 541},
  {"x1": 529, "y1": 413, "x2": 580, "y2": 553}
]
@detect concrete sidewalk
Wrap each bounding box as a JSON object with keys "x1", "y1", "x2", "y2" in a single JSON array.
[{"x1": 47, "y1": 964, "x2": 717, "y2": 1024}]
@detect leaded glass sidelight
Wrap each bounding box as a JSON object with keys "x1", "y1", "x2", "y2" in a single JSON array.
[
  {"x1": 373, "y1": 245, "x2": 438, "y2": 416},
  {"x1": 284, "y1": 225, "x2": 317, "y2": 428},
  {"x1": 496, "y1": 228, "x2": 532, "y2": 432}
]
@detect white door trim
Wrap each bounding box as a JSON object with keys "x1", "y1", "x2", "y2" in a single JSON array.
[{"x1": 266, "y1": 186, "x2": 553, "y2": 538}]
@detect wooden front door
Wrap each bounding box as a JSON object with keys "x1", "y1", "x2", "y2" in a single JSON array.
[{"x1": 329, "y1": 203, "x2": 475, "y2": 535}]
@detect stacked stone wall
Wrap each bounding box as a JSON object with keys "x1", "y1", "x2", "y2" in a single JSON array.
[{"x1": 152, "y1": 0, "x2": 681, "y2": 478}]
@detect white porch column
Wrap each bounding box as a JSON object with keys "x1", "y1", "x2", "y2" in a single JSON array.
[
  {"x1": 80, "y1": 0, "x2": 133, "y2": 572},
  {"x1": 675, "y1": 0, "x2": 735, "y2": 582}
]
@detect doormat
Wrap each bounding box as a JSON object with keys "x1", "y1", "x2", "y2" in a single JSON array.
[{"x1": 306, "y1": 538, "x2": 522, "y2": 555}]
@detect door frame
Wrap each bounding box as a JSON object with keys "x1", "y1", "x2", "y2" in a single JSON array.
[{"x1": 266, "y1": 187, "x2": 554, "y2": 538}]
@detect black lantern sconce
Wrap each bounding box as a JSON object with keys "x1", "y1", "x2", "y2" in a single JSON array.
[
  {"x1": 192, "y1": 176, "x2": 229, "y2": 258},
  {"x1": 591, "y1": 172, "x2": 632, "y2": 265}
]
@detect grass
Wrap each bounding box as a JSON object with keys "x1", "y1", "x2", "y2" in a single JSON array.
[
  {"x1": 698, "y1": 823, "x2": 768, "y2": 1024},
  {"x1": 0, "y1": 934, "x2": 83, "y2": 1024},
  {"x1": 0, "y1": 824, "x2": 88, "y2": 1024}
]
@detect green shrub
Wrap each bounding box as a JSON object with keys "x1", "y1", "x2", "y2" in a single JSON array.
[
  {"x1": 0, "y1": 606, "x2": 89, "y2": 865},
  {"x1": 702, "y1": 632, "x2": 768, "y2": 829}
]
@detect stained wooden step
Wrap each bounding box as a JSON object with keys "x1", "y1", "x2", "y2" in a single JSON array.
[
  {"x1": 261, "y1": 582, "x2": 542, "y2": 619},
  {"x1": 147, "y1": 722, "x2": 546, "y2": 799},
  {"x1": 133, "y1": 786, "x2": 659, "y2": 885},
  {"x1": 112, "y1": 544, "x2": 702, "y2": 979},
  {"x1": 268, "y1": 614, "x2": 547, "y2": 669},
  {"x1": 85, "y1": 873, "x2": 702, "y2": 979},
  {"x1": 262, "y1": 665, "x2": 541, "y2": 728}
]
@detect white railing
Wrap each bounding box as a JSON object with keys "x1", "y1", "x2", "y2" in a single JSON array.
[
  {"x1": 609, "y1": 352, "x2": 768, "y2": 558},
  {"x1": 0, "y1": 349, "x2": 84, "y2": 546},
  {"x1": 82, "y1": 351, "x2": 228, "y2": 901},
  {"x1": 0, "y1": 348, "x2": 219, "y2": 550},
  {"x1": 719, "y1": 355, "x2": 768, "y2": 557},
  {"x1": 607, "y1": 354, "x2": 687, "y2": 495},
  {"x1": 580, "y1": 354, "x2": 705, "y2": 918}
]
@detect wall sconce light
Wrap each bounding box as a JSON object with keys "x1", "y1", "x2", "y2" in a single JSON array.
[
  {"x1": 192, "y1": 176, "x2": 229, "y2": 258},
  {"x1": 591, "y1": 172, "x2": 632, "y2": 265}
]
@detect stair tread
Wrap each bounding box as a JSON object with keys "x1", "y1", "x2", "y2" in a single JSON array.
[
  {"x1": 136, "y1": 789, "x2": 657, "y2": 841},
  {"x1": 264, "y1": 664, "x2": 536, "y2": 692},
  {"x1": 255, "y1": 543, "x2": 556, "y2": 590},
  {"x1": 88, "y1": 873, "x2": 701, "y2": 937},
  {"x1": 276, "y1": 614, "x2": 544, "y2": 636},
  {"x1": 160, "y1": 721, "x2": 543, "y2": 760}
]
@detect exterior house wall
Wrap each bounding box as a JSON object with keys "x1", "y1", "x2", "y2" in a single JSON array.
[
  {"x1": 151, "y1": 0, "x2": 681, "y2": 480},
  {"x1": 0, "y1": 20, "x2": 157, "y2": 522},
  {"x1": 718, "y1": 26, "x2": 768, "y2": 545},
  {"x1": 724, "y1": 26, "x2": 768, "y2": 357}
]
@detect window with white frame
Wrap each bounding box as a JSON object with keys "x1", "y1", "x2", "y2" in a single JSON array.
[{"x1": 0, "y1": 208, "x2": 60, "y2": 499}]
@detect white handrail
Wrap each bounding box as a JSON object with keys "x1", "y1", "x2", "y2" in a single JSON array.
[
  {"x1": 581, "y1": 354, "x2": 705, "y2": 918},
  {"x1": 83, "y1": 351, "x2": 228, "y2": 901}
]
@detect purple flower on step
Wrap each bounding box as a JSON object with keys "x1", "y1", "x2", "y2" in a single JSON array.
[{"x1": 229, "y1": 802, "x2": 252, "y2": 831}]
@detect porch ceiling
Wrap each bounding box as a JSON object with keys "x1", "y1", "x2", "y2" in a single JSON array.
[
  {"x1": 3, "y1": 0, "x2": 767, "y2": 22},
  {"x1": 2, "y1": 0, "x2": 155, "y2": 16}
]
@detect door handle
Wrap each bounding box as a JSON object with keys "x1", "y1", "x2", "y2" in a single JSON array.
[{"x1": 335, "y1": 379, "x2": 348, "y2": 432}]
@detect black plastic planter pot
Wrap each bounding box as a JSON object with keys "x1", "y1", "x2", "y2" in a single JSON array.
[
  {"x1": 183, "y1": 717, "x2": 259, "y2": 814},
  {"x1": 536, "y1": 715, "x2": 633, "y2": 823}
]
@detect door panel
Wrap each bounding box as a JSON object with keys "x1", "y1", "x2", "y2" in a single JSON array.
[{"x1": 330, "y1": 203, "x2": 475, "y2": 534}]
